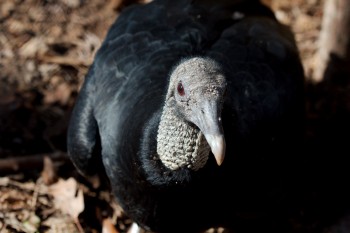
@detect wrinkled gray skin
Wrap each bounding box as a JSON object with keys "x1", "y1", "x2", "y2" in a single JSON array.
[{"x1": 157, "y1": 57, "x2": 227, "y2": 171}]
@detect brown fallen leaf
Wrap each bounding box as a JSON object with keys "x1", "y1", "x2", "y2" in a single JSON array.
[
  {"x1": 103, "y1": 218, "x2": 120, "y2": 233},
  {"x1": 43, "y1": 81, "x2": 73, "y2": 105},
  {"x1": 48, "y1": 177, "x2": 84, "y2": 219},
  {"x1": 19, "y1": 37, "x2": 47, "y2": 58}
]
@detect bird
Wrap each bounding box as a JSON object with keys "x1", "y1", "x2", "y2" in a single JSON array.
[{"x1": 67, "y1": 0, "x2": 306, "y2": 232}]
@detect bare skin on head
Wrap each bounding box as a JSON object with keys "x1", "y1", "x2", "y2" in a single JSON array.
[{"x1": 157, "y1": 57, "x2": 227, "y2": 171}]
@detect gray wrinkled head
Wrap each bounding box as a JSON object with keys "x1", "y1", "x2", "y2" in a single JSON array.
[
  {"x1": 157, "y1": 57, "x2": 227, "y2": 171},
  {"x1": 167, "y1": 57, "x2": 226, "y2": 104}
]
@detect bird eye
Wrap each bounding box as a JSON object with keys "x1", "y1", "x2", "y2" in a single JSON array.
[{"x1": 177, "y1": 82, "x2": 185, "y2": 96}]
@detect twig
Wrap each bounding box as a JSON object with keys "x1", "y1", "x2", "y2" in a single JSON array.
[
  {"x1": 30, "y1": 178, "x2": 42, "y2": 210},
  {"x1": 0, "y1": 219, "x2": 5, "y2": 232},
  {"x1": 38, "y1": 54, "x2": 92, "y2": 67},
  {"x1": 74, "y1": 217, "x2": 85, "y2": 233},
  {"x1": 0, "y1": 152, "x2": 70, "y2": 173}
]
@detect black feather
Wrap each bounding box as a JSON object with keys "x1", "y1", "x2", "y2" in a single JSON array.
[{"x1": 67, "y1": 0, "x2": 307, "y2": 232}]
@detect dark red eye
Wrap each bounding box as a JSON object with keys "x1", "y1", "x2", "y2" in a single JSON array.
[{"x1": 177, "y1": 82, "x2": 185, "y2": 96}]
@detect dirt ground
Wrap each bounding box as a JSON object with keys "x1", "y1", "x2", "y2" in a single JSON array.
[{"x1": 1, "y1": 0, "x2": 349, "y2": 232}]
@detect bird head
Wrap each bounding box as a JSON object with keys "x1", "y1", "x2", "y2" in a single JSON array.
[{"x1": 157, "y1": 57, "x2": 227, "y2": 170}]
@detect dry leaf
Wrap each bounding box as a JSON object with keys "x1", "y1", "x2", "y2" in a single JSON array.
[
  {"x1": 48, "y1": 177, "x2": 84, "y2": 219},
  {"x1": 23, "y1": 213, "x2": 41, "y2": 233},
  {"x1": 0, "y1": 1, "x2": 15, "y2": 19},
  {"x1": 19, "y1": 37, "x2": 48, "y2": 58},
  {"x1": 41, "y1": 156, "x2": 58, "y2": 185},
  {"x1": 0, "y1": 177, "x2": 10, "y2": 186},
  {"x1": 102, "y1": 218, "x2": 120, "y2": 233},
  {"x1": 42, "y1": 214, "x2": 79, "y2": 233},
  {"x1": 44, "y1": 82, "x2": 73, "y2": 105}
]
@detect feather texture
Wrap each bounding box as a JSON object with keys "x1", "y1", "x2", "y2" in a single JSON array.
[{"x1": 67, "y1": 0, "x2": 305, "y2": 232}]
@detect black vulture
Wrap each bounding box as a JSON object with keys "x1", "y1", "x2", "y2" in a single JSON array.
[{"x1": 67, "y1": 0, "x2": 306, "y2": 232}]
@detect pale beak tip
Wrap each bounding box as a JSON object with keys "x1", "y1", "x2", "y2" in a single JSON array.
[
  {"x1": 215, "y1": 156, "x2": 224, "y2": 166},
  {"x1": 212, "y1": 146, "x2": 225, "y2": 166},
  {"x1": 206, "y1": 134, "x2": 226, "y2": 166}
]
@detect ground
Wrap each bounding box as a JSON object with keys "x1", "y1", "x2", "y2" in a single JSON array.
[{"x1": 0, "y1": 0, "x2": 349, "y2": 232}]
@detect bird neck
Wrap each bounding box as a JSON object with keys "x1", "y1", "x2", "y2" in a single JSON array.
[{"x1": 157, "y1": 98, "x2": 210, "y2": 171}]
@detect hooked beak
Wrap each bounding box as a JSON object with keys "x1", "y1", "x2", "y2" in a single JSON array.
[
  {"x1": 205, "y1": 133, "x2": 226, "y2": 165},
  {"x1": 193, "y1": 100, "x2": 226, "y2": 165}
]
